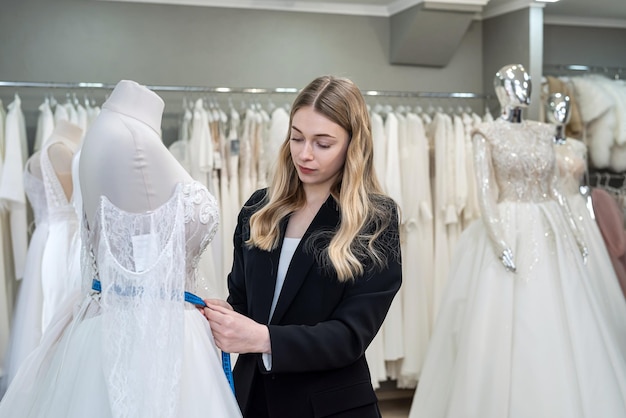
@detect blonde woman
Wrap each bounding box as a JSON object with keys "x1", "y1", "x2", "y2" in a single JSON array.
[{"x1": 204, "y1": 75, "x2": 402, "y2": 418}]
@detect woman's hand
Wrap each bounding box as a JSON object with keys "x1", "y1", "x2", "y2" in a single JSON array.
[
  {"x1": 203, "y1": 298, "x2": 233, "y2": 310},
  {"x1": 204, "y1": 301, "x2": 271, "y2": 355}
]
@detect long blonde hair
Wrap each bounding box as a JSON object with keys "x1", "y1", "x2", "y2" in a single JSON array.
[{"x1": 247, "y1": 75, "x2": 397, "y2": 282}]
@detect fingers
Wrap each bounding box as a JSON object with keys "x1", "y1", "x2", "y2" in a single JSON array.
[{"x1": 204, "y1": 298, "x2": 233, "y2": 310}]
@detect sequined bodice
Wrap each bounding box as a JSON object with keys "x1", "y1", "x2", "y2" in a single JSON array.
[
  {"x1": 475, "y1": 120, "x2": 556, "y2": 203},
  {"x1": 554, "y1": 139, "x2": 587, "y2": 196}
]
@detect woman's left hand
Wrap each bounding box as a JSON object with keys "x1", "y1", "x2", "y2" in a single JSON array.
[{"x1": 204, "y1": 302, "x2": 271, "y2": 354}]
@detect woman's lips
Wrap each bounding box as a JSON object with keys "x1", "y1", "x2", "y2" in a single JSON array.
[{"x1": 298, "y1": 165, "x2": 315, "y2": 175}]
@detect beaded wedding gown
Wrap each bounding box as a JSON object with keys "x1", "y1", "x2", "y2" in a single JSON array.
[
  {"x1": 408, "y1": 120, "x2": 626, "y2": 418},
  {"x1": 554, "y1": 139, "x2": 626, "y2": 351},
  {"x1": 0, "y1": 181, "x2": 242, "y2": 418}
]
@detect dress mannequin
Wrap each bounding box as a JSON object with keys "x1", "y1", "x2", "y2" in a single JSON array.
[
  {"x1": 549, "y1": 92, "x2": 626, "y2": 352},
  {"x1": 408, "y1": 64, "x2": 626, "y2": 418},
  {"x1": 80, "y1": 80, "x2": 192, "y2": 227},
  {"x1": 546, "y1": 92, "x2": 570, "y2": 145},
  {"x1": 40, "y1": 120, "x2": 83, "y2": 332},
  {"x1": 0, "y1": 80, "x2": 241, "y2": 418},
  {"x1": 494, "y1": 63, "x2": 531, "y2": 123},
  {"x1": 45, "y1": 121, "x2": 81, "y2": 201}
]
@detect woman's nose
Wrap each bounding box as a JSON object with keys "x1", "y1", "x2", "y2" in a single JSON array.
[{"x1": 299, "y1": 141, "x2": 314, "y2": 159}]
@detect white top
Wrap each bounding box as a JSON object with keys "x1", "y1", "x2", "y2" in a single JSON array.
[
  {"x1": 269, "y1": 237, "x2": 300, "y2": 321},
  {"x1": 263, "y1": 237, "x2": 300, "y2": 371}
]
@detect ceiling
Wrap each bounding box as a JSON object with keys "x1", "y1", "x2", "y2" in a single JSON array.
[{"x1": 100, "y1": 0, "x2": 626, "y2": 26}]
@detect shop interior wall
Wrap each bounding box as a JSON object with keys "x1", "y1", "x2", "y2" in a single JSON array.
[
  {"x1": 0, "y1": 0, "x2": 485, "y2": 147},
  {"x1": 543, "y1": 24, "x2": 626, "y2": 70}
]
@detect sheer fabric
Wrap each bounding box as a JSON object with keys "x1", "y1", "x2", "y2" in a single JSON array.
[
  {"x1": 0, "y1": 159, "x2": 49, "y2": 394},
  {"x1": 0, "y1": 181, "x2": 241, "y2": 418},
  {"x1": 408, "y1": 120, "x2": 626, "y2": 418}
]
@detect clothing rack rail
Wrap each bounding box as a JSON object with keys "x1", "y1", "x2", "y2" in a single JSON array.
[
  {"x1": 0, "y1": 80, "x2": 490, "y2": 99},
  {"x1": 543, "y1": 64, "x2": 625, "y2": 80}
]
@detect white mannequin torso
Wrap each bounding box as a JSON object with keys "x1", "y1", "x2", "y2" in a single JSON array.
[{"x1": 79, "y1": 80, "x2": 192, "y2": 227}]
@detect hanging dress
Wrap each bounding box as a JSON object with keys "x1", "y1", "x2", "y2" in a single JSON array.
[{"x1": 0, "y1": 155, "x2": 49, "y2": 395}]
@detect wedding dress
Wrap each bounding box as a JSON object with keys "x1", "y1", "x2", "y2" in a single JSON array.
[
  {"x1": 0, "y1": 181, "x2": 242, "y2": 417},
  {"x1": 408, "y1": 119, "x2": 626, "y2": 418}
]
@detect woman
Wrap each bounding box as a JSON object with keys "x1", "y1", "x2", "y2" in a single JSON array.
[{"x1": 204, "y1": 75, "x2": 402, "y2": 418}]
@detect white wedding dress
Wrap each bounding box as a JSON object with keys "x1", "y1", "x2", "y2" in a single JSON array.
[
  {"x1": 0, "y1": 181, "x2": 242, "y2": 418},
  {"x1": 39, "y1": 137, "x2": 81, "y2": 333},
  {"x1": 409, "y1": 120, "x2": 626, "y2": 418},
  {"x1": 0, "y1": 157, "x2": 49, "y2": 395},
  {"x1": 554, "y1": 139, "x2": 626, "y2": 350}
]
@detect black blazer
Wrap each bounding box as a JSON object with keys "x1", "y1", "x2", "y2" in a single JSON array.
[{"x1": 227, "y1": 189, "x2": 402, "y2": 418}]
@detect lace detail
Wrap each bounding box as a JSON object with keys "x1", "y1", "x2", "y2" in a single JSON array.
[
  {"x1": 40, "y1": 138, "x2": 77, "y2": 222},
  {"x1": 78, "y1": 181, "x2": 221, "y2": 418},
  {"x1": 97, "y1": 185, "x2": 185, "y2": 418},
  {"x1": 555, "y1": 139, "x2": 587, "y2": 196},
  {"x1": 182, "y1": 181, "x2": 220, "y2": 295}
]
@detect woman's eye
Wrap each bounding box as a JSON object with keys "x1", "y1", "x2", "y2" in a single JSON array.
[
  {"x1": 290, "y1": 137, "x2": 303, "y2": 142},
  {"x1": 317, "y1": 143, "x2": 331, "y2": 149}
]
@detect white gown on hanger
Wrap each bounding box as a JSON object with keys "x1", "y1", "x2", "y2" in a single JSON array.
[
  {"x1": 409, "y1": 120, "x2": 626, "y2": 418},
  {"x1": 0, "y1": 156, "x2": 49, "y2": 395},
  {"x1": 0, "y1": 181, "x2": 242, "y2": 418}
]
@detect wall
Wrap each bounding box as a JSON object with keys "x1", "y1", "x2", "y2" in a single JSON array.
[
  {"x1": 0, "y1": 0, "x2": 485, "y2": 146},
  {"x1": 543, "y1": 24, "x2": 626, "y2": 69}
]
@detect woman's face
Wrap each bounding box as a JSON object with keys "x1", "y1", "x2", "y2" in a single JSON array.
[{"x1": 289, "y1": 106, "x2": 350, "y2": 190}]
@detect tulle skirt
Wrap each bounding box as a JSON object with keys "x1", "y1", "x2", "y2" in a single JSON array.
[
  {"x1": 0, "y1": 223, "x2": 48, "y2": 396},
  {"x1": 408, "y1": 200, "x2": 626, "y2": 418},
  {"x1": 0, "y1": 291, "x2": 242, "y2": 418}
]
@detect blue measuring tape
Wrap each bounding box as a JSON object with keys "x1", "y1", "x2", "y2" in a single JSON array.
[
  {"x1": 91, "y1": 279, "x2": 235, "y2": 394},
  {"x1": 183, "y1": 291, "x2": 235, "y2": 394}
]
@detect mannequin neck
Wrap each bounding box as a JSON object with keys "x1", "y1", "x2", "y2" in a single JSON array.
[
  {"x1": 553, "y1": 125, "x2": 566, "y2": 145},
  {"x1": 50, "y1": 119, "x2": 83, "y2": 145},
  {"x1": 501, "y1": 106, "x2": 523, "y2": 123},
  {"x1": 102, "y1": 80, "x2": 164, "y2": 135}
]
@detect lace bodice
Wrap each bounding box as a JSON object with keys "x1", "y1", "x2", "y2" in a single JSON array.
[
  {"x1": 82, "y1": 181, "x2": 219, "y2": 296},
  {"x1": 80, "y1": 181, "x2": 219, "y2": 418},
  {"x1": 24, "y1": 160, "x2": 48, "y2": 226},
  {"x1": 473, "y1": 120, "x2": 556, "y2": 203},
  {"x1": 554, "y1": 139, "x2": 587, "y2": 196}
]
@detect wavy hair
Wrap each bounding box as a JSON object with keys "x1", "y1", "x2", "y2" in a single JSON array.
[{"x1": 246, "y1": 75, "x2": 397, "y2": 282}]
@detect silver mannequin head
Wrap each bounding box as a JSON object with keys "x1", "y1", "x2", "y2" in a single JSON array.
[
  {"x1": 494, "y1": 64, "x2": 531, "y2": 123},
  {"x1": 546, "y1": 92, "x2": 571, "y2": 144}
]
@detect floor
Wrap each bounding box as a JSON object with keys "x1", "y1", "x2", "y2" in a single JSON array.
[
  {"x1": 377, "y1": 383, "x2": 414, "y2": 418},
  {"x1": 379, "y1": 396, "x2": 413, "y2": 417}
]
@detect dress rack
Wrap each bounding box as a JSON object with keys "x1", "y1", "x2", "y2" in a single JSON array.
[{"x1": 0, "y1": 80, "x2": 490, "y2": 99}]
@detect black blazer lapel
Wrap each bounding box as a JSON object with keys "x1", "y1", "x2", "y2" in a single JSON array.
[
  {"x1": 248, "y1": 219, "x2": 287, "y2": 324},
  {"x1": 270, "y1": 196, "x2": 340, "y2": 324}
]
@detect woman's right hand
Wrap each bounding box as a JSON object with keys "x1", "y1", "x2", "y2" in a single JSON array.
[{"x1": 203, "y1": 298, "x2": 234, "y2": 310}]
